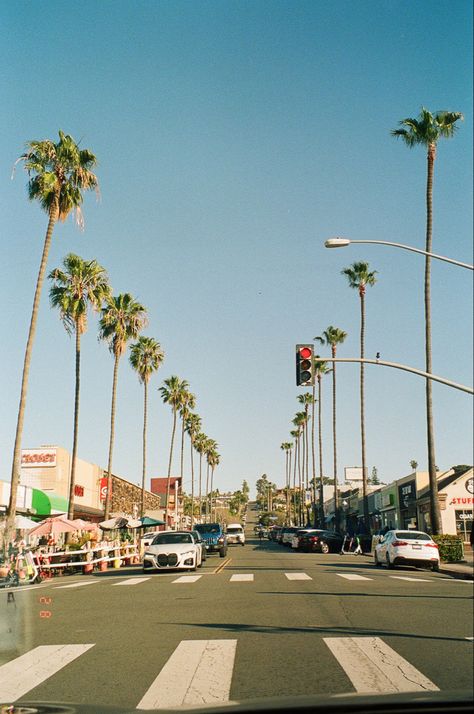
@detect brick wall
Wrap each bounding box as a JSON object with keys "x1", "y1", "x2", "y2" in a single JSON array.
[{"x1": 111, "y1": 475, "x2": 161, "y2": 514}]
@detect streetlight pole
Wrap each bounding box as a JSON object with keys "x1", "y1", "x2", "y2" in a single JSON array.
[{"x1": 324, "y1": 237, "x2": 473, "y2": 270}]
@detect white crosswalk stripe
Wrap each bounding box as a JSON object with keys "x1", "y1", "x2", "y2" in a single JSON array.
[
  {"x1": 172, "y1": 575, "x2": 202, "y2": 583},
  {"x1": 390, "y1": 576, "x2": 431, "y2": 582},
  {"x1": 112, "y1": 577, "x2": 151, "y2": 586},
  {"x1": 285, "y1": 572, "x2": 312, "y2": 580},
  {"x1": 54, "y1": 581, "x2": 98, "y2": 589},
  {"x1": 136, "y1": 640, "x2": 237, "y2": 709},
  {"x1": 230, "y1": 574, "x2": 254, "y2": 582},
  {"x1": 0, "y1": 644, "x2": 94, "y2": 701},
  {"x1": 336, "y1": 573, "x2": 372, "y2": 581},
  {"x1": 324, "y1": 637, "x2": 438, "y2": 693}
]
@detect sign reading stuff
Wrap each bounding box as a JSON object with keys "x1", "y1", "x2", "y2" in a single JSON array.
[{"x1": 21, "y1": 448, "x2": 57, "y2": 467}]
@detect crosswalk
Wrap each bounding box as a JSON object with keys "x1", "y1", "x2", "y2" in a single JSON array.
[
  {"x1": 0, "y1": 635, "x2": 452, "y2": 706},
  {"x1": 34, "y1": 571, "x2": 470, "y2": 589}
]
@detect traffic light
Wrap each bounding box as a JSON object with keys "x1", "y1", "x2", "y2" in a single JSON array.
[{"x1": 296, "y1": 344, "x2": 314, "y2": 386}]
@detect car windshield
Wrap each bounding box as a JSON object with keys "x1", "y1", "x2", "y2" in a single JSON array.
[
  {"x1": 151, "y1": 533, "x2": 193, "y2": 545},
  {"x1": 1, "y1": 1, "x2": 472, "y2": 711}
]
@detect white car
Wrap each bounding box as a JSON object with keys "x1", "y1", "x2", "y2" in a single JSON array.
[
  {"x1": 140, "y1": 531, "x2": 160, "y2": 548},
  {"x1": 374, "y1": 529, "x2": 440, "y2": 571},
  {"x1": 226, "y1": 523, "x2": 245, "y2": 545},
  {"x1": 143, "y1": 530, "x2": 203, "y2": 572}
]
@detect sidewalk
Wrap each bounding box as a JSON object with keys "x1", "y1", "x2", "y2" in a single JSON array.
[{"x1": 440, "y1": 547, "x2": 474, "y2": 580}]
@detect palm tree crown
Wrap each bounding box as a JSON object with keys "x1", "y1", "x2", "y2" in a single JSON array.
[
  {"x1": 391, "y1": 108, "x2": 463, "y2": 153},
  {"x1": 17, "y1": 130, "x2": 98, "y2": 226},
  {"x1": 49, "y1": 254, "x2": 111, "y2": 334},
  {"x1": 341, "y1": 261, "x2": 377, "y2": 297},
  {"x1": 315, "y1": 326, "x2": 347, "y2": 354},
  {"x1": 129, "y1": 336, "x2": 164, "y2": 384},
  {"x1": 159, "y1": 376, "x2": 190, "y2": 412},
  {"x1": 99, "y1": 294, "x2": 148, "y2": 356}
]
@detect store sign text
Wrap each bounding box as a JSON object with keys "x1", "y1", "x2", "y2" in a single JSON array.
[
  {"x1": 450, "y1": 497, "x2": 473, "y2": 506},
  {"x1": 74, "y1": 484, "x2": 84, "y2": 497},
  {"x1": 21, "y1": 450, "x2": 57, "y2": 467}
]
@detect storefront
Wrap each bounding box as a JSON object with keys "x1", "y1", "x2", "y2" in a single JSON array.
[
  {"x1": 398, "y1": 479, "x2": 417, "y2": 529},
  {"x1": 379, "y1": 484, "x2": 399, "y2": 530},
  {"x1": 417, "y1": 469, "x2": 473, "y2": 541}
]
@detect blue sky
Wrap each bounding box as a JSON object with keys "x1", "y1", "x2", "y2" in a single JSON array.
[{"x1": 1, "y1": 0, "x2": 472, "y2": 497}]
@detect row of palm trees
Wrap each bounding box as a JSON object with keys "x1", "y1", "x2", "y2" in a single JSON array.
[
  {"x1": 281, "y1": 261, "x2": 377, "y2": 531},
  {"x1": 281, "y1": 107, "x2": 464, "y2": 536},
  {"x1": 3, "y1": 130, "x2": 220, "y2": 551}
]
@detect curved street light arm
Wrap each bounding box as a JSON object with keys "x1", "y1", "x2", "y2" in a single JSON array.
[
  {"x1": 313, "y1": 357, "x2": 473, "y2": 395},
  {"x1": 344, "y1": 240, "x2": 473, "y2": 270}
]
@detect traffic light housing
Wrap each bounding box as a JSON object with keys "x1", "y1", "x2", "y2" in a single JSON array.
[{"x1": 296, "y1": 344, "x2": 314, "y2": 386}]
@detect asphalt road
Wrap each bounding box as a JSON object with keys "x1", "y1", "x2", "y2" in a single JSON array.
[{"x1": 1, "y1": 519, "x2": 473, "y2": 710}]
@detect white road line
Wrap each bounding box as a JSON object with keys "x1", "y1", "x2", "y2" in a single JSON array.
[
  {"x1": 285, "y1": 572, "x2": 312, "y2": 581},
  {"x1": 53, "y1": 581, "x2": 97, "y2": 589},
  {"x1": 172, "y1": 575, "x2": 202, "y2": 584},
  {"x1": 390, "y1": 576, "x2": 431, "y2": 582},
  {"x1": 336, "y1": 573, "x2": 372, "y2": 581},
  {"x1": 466, "y1": 637, "x2": 474, "y2": 641},
  {"x1": 136, "y1": 639, "x2": 237, "y2": 709},
  {"x1": 112, "y1": 577, "x2": 151, "y2": 586},
  {"x1": 323, "y1": 637, "x2": 438, "y2": 693},
  {"x1": 0, "y1": 644, "x2": 94, "y2": 701},
  {"x1": 230, "y1": 574, "x2": 254, "y2": 582}
]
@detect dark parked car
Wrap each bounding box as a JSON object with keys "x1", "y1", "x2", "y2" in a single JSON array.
[{"x1": 298, "y1": 529, "x2": 344, "y2": 554}]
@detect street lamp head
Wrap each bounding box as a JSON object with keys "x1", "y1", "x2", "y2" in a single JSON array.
[{"x1": 324, "y1": 237, "x2": 351, "y2": 248}]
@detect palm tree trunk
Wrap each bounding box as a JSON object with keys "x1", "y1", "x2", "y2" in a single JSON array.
[
  {"x1": 67, "y1": 323, "x2": 81, "y2": 523},
  {"x1": 140, "y1": 379, "x2": 148, "y2": 517},
  {"x1": 425, "y1": 144, "x2": 442, "y2": 534},
  {"x1": 318, "y1": 376, "x2": 324, "y2": 526},
  {"x1": 288, "y1": 448, "x2": 293, "y2": 524},
  {"x1": 198, "y1": 452, "x2": 203, "y2": 522},
  {"x1": 332, "y1": 346, "x2": 339, "y2": 532},
  {"x1": 190, "y1": 437, "x2": 195, "y2": 529},
  {"x1": 210, "y1": 467, "x2": 215, "y2": 520},
  {"x1": 104, "y1": 352, "x2": 120, "y2": 520},
  {"x1": 165, "y1": 408, "x2": 177, "y2": 527},
  {"x1": 205, "y1": 463, "x2": 210, "y2": 522},
  {"x1": 360, "y1": 290, "x2": 369, "y2": 531},
  {"x1": 4, "y1": 207, "x2": 57, "y2": 551},
  {"x1": 311, "y1": 385, "x2": 317, "y2": 526},
  {"x1": 292, "y1": 438, "x2": 298, "y2": 525},
  {"x1": 297, "y1": 433, "x2": 302, "y2": 525}
]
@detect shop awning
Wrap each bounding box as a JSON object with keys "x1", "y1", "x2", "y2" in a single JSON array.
[{"x1": 31, "y1": 489, "x2": 69, "y2": 517}]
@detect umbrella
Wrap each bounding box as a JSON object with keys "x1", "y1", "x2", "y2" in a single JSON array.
[
  {"x1": 139, "y1": 516, "x2": 165, "y2": 528},
  {"x1": 99, "y1": 515, "x2": 143, "y2": 530},
  {"x1": 14, "y1": 515, "x2": 39, "y2": 530},
  {"x1": 72, "y1": 519, "x2": 99, "y2": 531},
  {"x1": 28, "y1": 517, "x2": 78, "y2": 537}
]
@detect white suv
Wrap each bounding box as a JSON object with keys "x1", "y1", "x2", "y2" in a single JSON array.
[{"x1": 226, "y1": 523, "x2": 245, "y2": 546}]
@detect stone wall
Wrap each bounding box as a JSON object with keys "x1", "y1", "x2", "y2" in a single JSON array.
[{"x1": 111, "y1": 475, "x2": 161, "y2": 515}]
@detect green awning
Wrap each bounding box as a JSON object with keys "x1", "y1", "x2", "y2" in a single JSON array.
[{"x1": 31, "y1": 489, "x2": 69, "y2": 517}]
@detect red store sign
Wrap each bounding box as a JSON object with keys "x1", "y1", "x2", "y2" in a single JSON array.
[{"x1": 74, "y1": 484, "x2": 84, "y2": 497}]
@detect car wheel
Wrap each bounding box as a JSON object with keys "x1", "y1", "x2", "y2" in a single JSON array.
[
  {"x1": 431, "y1": 562, "x2": 440, "y2": 572},
  {"x1": 320, "y1": 541, "x2": 330, "y2": 554},
  {"x1": 374, "y1": 553, "x2": 382, "y2": 567},
  {"x1": 386, "y1": 553, "x2": 395, "y2": 569},
  {"x1": 219, "y1": 548, "x2": 227, "y2": 558}
]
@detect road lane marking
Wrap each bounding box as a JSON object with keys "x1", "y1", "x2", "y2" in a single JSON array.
[
  {"x1": 0, "y1": 644, "x2": 94, "y2": 701},
  {"x1": 466, "y1": 637, "x2": 473, "y2": 641},
  {"x1": 336, "y1": 573, "x2": 372, "y2": 581},
  {"x1": 136, "y1": 639, "x2": 237, "y2": 709},
  {"x1": 112, "y1": 577, "x2": 151, "y2": 586},
  {"x1": 172, "y1": 575, "x2": 202, "y2": 583},
  {"x1": 53, "y1": 581, "x2": 97, "y2": 589},
  {"x1": 285, "y1": 572, "x2": 312, "y2": 581},
  {"x1": 323, "y1": 637, "x2": 438, "y2": 693},
  {"x1": 214, "y1": 557, "x2": 231, "y2": 574},
  {"x1": 390, "y1": 576, "x2": 431, "y2": 582},
  {"x1": 230, "y1": 574, "x2": 254, "y2": 582}
]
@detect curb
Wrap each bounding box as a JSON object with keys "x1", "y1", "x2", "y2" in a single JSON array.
[{"x1": 440, "y1": 565, "x2": 473, "y2": 581}]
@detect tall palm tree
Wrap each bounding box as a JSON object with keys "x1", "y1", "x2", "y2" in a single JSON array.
[
  {"x1": 341, "y1": 262, "x2": 377, "y2": 531},
  {"x1": 208, "y1": 449, "x2": 220, "y2": 521},
  {"x1": 49, "y1": 253, "x2": 110, "y2": 522},
  {"x1": 314, "y1": 357, "x2": 330, "y2": 524},
  {"x1": 193, "y1": 432, "x2": 208, "y2": 521},
  {"x1": 5, "y1": 131, "x2": 98, "y2": 549},
  {"x1": 392, "y1": 107, "x2": 463, "y2": 535},
  {"x1": 292, "y1": 412, "x2": 306, "y2": 525},
  {"x1": 315, "y1": 326, "x2": 347, "y2": 532},
  {"x1": 281, "y1": 442, "x2": 293, "y2": 523},
  {"x1": 158, "y1": 376, "x2": 189, "y2": 526},
  {"x1": 179, "y1": 390, "x2": 196, "y2": 504},
  {"x1": 297, "y1": 393, "x2": 313, "y2": 522},
  {"x1": 186, "y1": 413, "x2": 202, "y2": 528},
  {"x1": 129, "y1": 336, "x2": 164, "y2": 517},
  {"x1": 204, "y1": 439, "x2": 218, "y2": 521},
  {"x1": 290, "y1": 429, "x2": 299, "y2": 525},
  {"x1": 99, "y1": 294, "x2": 147, "y2": 519}
]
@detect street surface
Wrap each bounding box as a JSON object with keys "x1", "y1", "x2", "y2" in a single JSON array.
[{"x1": 1, "y1": 513, "x2": 473, "y2": 709}]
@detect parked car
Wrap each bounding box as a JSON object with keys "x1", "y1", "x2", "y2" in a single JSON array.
[
  {"x1": 190, "y1": 529, "x2": 207, "y2": 562},
  {"x1": 143, "y1": 530, "x2": 202, "y2": 572},
  {"x1": 298, "y1": 529, "x2": 344, "y2": 553},
  {"x1": 194, "y1": 523, "x2": 228, "y2": 557},
  {"x1": 268, "y1": 526, "x2": 282, "y2": 541},
  {"x1": 374, "y1": 529, "x2": 440, "y2": 571},
  {"x1": 140, "y1": 531, "x2": 160, "y2": 549},
  {"x1": 280, "y1": 526, "x2": 300, "y2": 546},
  {"x1": 291, "y1": 528, "x2": 317, "y2": 549},
  {"x1": 226, "y1": 523, "x2": 245, "y2": 546}
]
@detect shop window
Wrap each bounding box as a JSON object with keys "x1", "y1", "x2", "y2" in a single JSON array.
[{"x1": 455, "y1": 510, "x2": 473, "y2": 540}]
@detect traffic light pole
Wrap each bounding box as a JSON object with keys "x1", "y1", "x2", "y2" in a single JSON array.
[{"x1": 312, "y1": 357, "x2": 473, "y2": 395}]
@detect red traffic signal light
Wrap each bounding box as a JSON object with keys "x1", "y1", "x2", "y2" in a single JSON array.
[{"x1": 296, "y1": 344, "x2": 314, "y2": 386}]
